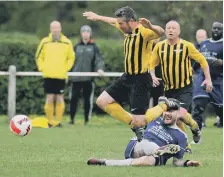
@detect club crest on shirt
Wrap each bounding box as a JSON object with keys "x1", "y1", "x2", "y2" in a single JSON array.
[{"x1": 173, "y1": 49, "x2": 183, "y2": 53}]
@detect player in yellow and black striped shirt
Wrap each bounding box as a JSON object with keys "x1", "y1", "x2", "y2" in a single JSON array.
[
  {"x1": 149, "y1": 20, "x2": 213, "y2": 145},
  {"x1": 83, "y1": 7, "x2": 164, "y2": 141}
]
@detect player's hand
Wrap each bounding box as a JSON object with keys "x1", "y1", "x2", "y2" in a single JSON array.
[
  {"x1": 83, "y1": 11, "x2": 99, "y2": 21},
  {"x1": 201, "y1": 78, "x2": 213, "y2": 93},
  {"x1": 187, "y1": 160, "x2": 202, "y2": 167},
  {"x1": 97, "y1": 69, "x2": 104, "y2": 77},
  {"x1": 151, "y1": 75, "x2": 162, "y2": 87},
  {"x1": 139, "y1": 18, "x2": 152, "y2": 29},
  {"x1": 212, "y1": 59, "x2": 223, "y2": 67}
]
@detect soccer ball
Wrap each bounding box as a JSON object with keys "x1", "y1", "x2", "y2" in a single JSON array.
[{"x1": 9, "y1": 115, "x2": 32, "y2": 136}]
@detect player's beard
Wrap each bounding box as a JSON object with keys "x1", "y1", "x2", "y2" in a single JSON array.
[{"x1": 212, "y1": 32, "x2": 223, "y2": 41}]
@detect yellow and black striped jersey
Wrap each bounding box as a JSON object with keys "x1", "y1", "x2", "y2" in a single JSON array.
[
  {"x1": 150, "y1": 39, "x2": 208, "y2": 91},
  {"x1": 115, "y1": 23, "x2": 159, "y2": 75}
]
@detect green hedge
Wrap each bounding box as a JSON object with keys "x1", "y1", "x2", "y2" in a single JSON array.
[{"x1": 0, "y1": 33, "x2": 124, "y2": 114}]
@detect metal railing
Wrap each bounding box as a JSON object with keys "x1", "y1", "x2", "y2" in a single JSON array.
[{"x1": 2, "y1": 65, "x2": 123, "y2": 120}]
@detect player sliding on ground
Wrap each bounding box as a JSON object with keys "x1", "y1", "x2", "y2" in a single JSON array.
[
  {"x1": 87, "y1": 98, "x2": 201, "y2": 167},
  {"x1": 83, "y1": 6, "x2": 164, "y2": 140}
]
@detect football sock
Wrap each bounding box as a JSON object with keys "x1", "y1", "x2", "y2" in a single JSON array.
[
  {"x1": 55, "y1": 102, "x2": 65, "y2": 124},
  {"x1": 177, "y1": 120, "x2": 187, "y2": 134},
  {"x1": 105, "y1": 158, "x2": 133, "y2": 166},
  {"x1": 104, "y1": 103, "x2": 132, "y2": 125},
  {"x1": 145, "y1": 103, "x2": 168, "y2": 123},
  {"x1": 182, "y1": 112, "x2": 199, "y2": 131},
  {"x1": 44, "y1": 103, "x2": 54, "y2": 125}
]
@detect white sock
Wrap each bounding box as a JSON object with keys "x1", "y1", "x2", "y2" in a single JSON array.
[{"x1": 105, "y1": 158, "x2": 133, "y2": 166}]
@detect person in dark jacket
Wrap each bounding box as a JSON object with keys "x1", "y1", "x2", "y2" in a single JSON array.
[{"x1": 69, "y1": 25, "x2": 104, "y2": 125}]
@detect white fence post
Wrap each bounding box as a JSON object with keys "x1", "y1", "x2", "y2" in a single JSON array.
[{"x1": 8, "y1": 65, "x2": 16, "y2": 120}]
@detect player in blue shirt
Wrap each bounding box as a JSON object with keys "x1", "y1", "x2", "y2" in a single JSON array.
[
  {"x1": 192, "y1": 22, "x2": 223, "y2": 129},
  {"x1": 87, "y1": 98, "x2": 201, "y2": 167}
]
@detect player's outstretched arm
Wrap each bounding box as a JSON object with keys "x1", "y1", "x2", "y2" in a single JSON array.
[
  {"x1": 139, "y1": 18, "x2": 164, "y2": 37},
  {"x1": 173, "y1": 158, "x2": 202, "y2": 167},
  {"x1": 83, "y1": 11, "x2": 117, "y2": 26}
]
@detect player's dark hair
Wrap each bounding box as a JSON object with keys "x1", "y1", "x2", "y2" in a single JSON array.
[
  {"x1": 115, "y1": 6, "x2": 137, "y2": 22},
  {"x1": 168, "y1": 98, "x2": 181, "y2": 111}
]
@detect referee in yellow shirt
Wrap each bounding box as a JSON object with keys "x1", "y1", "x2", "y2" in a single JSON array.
[
  {"x1": 35, "y1": 21, "x2": 75, "y2": 127},
  {"x1": 83, "y1": 6, "x2": 164, "y2": 140},
  {"x1": 149, "y1": 20, "x2": 213, "y2": 145}
]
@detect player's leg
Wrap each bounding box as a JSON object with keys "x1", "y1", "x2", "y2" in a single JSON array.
[
  {"x1": 192, "y1": 97, "x2": 210, "y2": 130},
  {"x1": 83, "y1": 81, "x2": 94, "y2": 125},
  {"x1": 192, "y1": 74, "x2": 210, "y2": 130},
  {"x1": 87, "y1": 156, "x2": 157, "y2": 166},
  {"x1": 69, "y1": 82, "x2": 82, "y2": 124},
  {"x1": 87, "y1": 144, "x2": 180, "y2": 166},
  {"x1": 214, "y1": 105, "x2": 223, "y2": 128},
  {"x1": 55, "y1": 79, "x2": 66, "y2": 126},
  {"x1": 129, "y1": 74, "x2": 152, "y2": 141},
  {"x1": 44, "y1": 94, "x2": 55, "y2": 127},
  {"x1": 209, "y1": 78, "x2": 223, "y2": 128},
  {"x1": 177, "y1": 87, "x2": 201, "y2": 135},
  {"x1": 96, "y1": 75, "x2": 132, "y2": 125},
  {"x1": 133, "y1": 140, "x2": 160, "y2": 157},
  {"x1": 43, "y1": 78, "x2": 56, "y2": 127}
]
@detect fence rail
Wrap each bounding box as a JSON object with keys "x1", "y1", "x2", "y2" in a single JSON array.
[
  {"x1": 2, "y1": 65, "x2": 123, "y2": 120},
  {"x1": 0, "y1": 71, "x2": 123, "y2": 77}
]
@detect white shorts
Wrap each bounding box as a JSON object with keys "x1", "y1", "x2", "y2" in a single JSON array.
[{"x1": 132, "y1": 139, "x2": 159, "y2": 158}]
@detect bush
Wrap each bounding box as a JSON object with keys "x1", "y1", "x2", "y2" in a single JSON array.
[{"x1": 0, "y1": 33, "x2": 124, "y2": 114}]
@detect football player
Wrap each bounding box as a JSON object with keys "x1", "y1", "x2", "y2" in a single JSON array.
[
  {"x1": 192, "y1": 22, "x2": 223, "y2": 130},
  {"x1": 87, "y1": 98, "x2": 201, "y2": 167}
]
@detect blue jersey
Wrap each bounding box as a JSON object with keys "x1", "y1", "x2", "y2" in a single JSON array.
[
  {"x1": 200, "y1": 38, "x2": 223, "y2": 61},
  {"x1": 144, "y1": 117, "x2": 187, "y2": 161},
  {"x1": 198, "y1": 38, "x2": 223, "y2": 77}
]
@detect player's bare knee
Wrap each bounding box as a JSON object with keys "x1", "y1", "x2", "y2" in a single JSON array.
[
  {"x1": 96, "y1": 91, "x2": 114, "y2": 109},
  {"x1": 96, "y1": 96, "x2": 106, "y2": 109},
  {"x1": 46, "y1": 94, "x2": 55, "y2": 103},
  {"x1": 56, "y1": 94, "x2": 64, "y2": 103}
]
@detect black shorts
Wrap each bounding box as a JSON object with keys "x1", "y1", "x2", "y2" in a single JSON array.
[
  {"x1": 105, "y1": 73, "x2": 152, "y2": 115},
  {"x1": 44, "y1": 78, "x2": 66, "y2": 94},
  {"x1": 165, "y1": 84, "x2": 193, "y2": 111}
]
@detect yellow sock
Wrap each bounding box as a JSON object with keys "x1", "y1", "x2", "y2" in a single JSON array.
[
  {"x1": 104, "y1": 103, "x2": 132, "y2": 125},
  {"x1": 177, "y1": 120, "x2": 192, "y2": 150},
  {"x1": 44, "y1": 103, "x2": 54, "y2": 125},
  {"x1": 182, "y1": 112, "x2": 199, "y2": 131},
  {"x1": 145, "y1": 103, "x2": 167, "y2": 123},
  {"x1": 55, "y1": 102, "x2": 65, "y2": 123},
  {"x1": 177, "y1": 120, "x2": 187, "y2": 134}
]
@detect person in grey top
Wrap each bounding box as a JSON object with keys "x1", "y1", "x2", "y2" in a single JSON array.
[{"x1": 69, "y1": 25, "x2": 104, "y2": 125}]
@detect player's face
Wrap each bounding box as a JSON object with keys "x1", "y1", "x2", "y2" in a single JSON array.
[
  {"x1": 196, "y1": 30, "x2": 207, "y2": 44},
  {"x1": 81, "y1": 31, "x2": 91, "y2": 41},
  {"x1": 50, "y1": 22, "x2": 61, "y2": 37},
  {"x1": 162, "y1": 110, "x2": 178, "y2": 125},
  {"x1": 117, "y1": 17, "x2": 132, "y2": 33},
  {"x1": 212, "y1": 22, "x2": 223, "y2": 41},
  {"x1": 165, "y1": 22, "x2": 180, "y2": 40}
]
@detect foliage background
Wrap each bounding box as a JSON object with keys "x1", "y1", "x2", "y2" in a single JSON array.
[{"x1": 0, "y1": 1, "x2": 222, "y2": 114}]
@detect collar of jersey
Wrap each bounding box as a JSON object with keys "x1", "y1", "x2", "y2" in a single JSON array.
[
  {"x1": 48, "y1": 33, "x2": 64, "y2": 42},
  {"x1": 209, "y1": 38, "x2": 223, "y2": 43},
  {"x1": 124, "y1": 26, "x2": 141, "y2": 37},
  {"x1": 165, "y1": 38, "x2": 182, "y2": 45}
]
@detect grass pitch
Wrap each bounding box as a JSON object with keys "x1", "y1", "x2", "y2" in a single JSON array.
[{"x1": 0, "y1": 115, "x2": 222, "y2": 177}]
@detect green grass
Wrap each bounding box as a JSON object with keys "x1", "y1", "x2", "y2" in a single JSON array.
[{"x1": 0, "y1": 115, "x2": 222, "y2": 177}]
